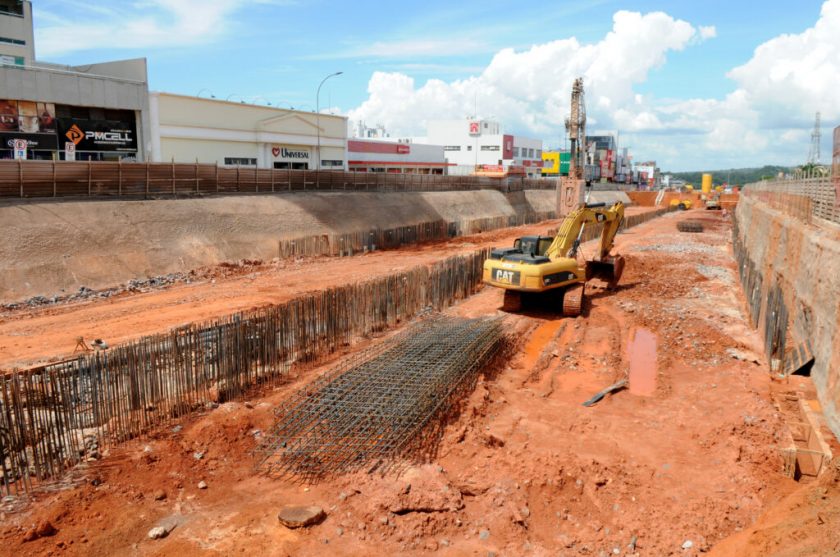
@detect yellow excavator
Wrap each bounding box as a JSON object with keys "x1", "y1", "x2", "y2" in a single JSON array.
[
  {"x1": 482, "y1": 76, "x2": 625, "y2": 315},
  {"x1": 482, "y1": 201, "x2": 625, "y2": 314}
]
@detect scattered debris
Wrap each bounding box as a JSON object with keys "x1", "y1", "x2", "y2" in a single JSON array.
[
  {"x1": 22, "y1": 521, "x2": 57, "y2": 542},
  {"x1": 582, "y1": 379, "x2": 628, "y2": 407},
  {"x1": 676, "y1": 220, "x2": 704, "y2": 233},
  {"x1": 197, "y1": 481, "x2": 208, "y2": 490}
]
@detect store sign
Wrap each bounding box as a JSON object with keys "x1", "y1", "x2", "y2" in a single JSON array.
[
  {"x1": 2, "y1": 132, "x2": 59, "y2": 151},
  {"x1": 57, "y1": 118, "x2": 137, "y2": 152},
  {"x1": 396, "y1": 144, "x2": 410, "y2": 154},
  {"x1": 272, "y1": 145, "x2": 311, "y2": 161},
  {"x1": 64, "y1": 142, "x2": 76, "y2": 161},
  {"x1": 469, "y1": 121, "x2": 480, "y2": 136},
  {"x1": 13, "y1": 139, "x2": 27, "y2": 160}
]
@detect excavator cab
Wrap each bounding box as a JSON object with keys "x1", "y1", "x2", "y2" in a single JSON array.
[{"x1": 514, "y1": 236, "x2": 553, "y2": 257}]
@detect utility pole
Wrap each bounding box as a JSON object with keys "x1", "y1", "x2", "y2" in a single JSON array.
[{"x1": 316, "y1": 71, "x2": 343, "y2": 171}]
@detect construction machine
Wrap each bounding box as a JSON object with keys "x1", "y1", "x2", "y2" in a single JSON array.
[
  {"x1": 482, "y1": 201, "x2": 625, "y2": 315},
  {"x1": 482, "y1": 76, "x2": 625, "y2": 315}
]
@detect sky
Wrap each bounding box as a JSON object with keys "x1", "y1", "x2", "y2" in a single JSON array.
[{"x1": 30, "y1": 0, "x2": 839, "y2": 171}]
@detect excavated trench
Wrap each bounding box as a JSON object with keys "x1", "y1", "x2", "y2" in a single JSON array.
[{"x1": 4, "y1": 203, "x2": 833, "y2": 556}]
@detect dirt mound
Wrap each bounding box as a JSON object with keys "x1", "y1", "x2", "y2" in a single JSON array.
[{"x1": 710, "y1": 459, "x2": 840, "y2": 556}]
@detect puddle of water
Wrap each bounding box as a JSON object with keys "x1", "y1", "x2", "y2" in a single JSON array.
[{"x1": 628, "y1": 327, "x2": 658, "y2": 396}]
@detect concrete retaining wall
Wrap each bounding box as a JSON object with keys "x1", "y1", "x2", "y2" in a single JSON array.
[
  {"x1": 734, "y1": 195, "x2": 840, "y2": 440},
  {"x1": 0, "y1": 189, "x2": 557, "y2": 302}
]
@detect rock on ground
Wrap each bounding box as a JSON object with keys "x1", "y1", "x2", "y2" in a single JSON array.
[{"x1": 277, "y1": 505, "x2": 326, "y2": 529}]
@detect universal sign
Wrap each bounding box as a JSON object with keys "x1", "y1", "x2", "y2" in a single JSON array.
[{"x1": 272, "y1": 146, "x2": 310, "y2": 161}]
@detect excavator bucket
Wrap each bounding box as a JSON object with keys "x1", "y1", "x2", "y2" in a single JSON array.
[{"x1": 586, "y1": 255, "x2": 625, "y2": 289}]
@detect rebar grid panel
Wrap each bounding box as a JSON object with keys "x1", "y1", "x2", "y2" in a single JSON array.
[{"x1": 257, "y1": 315, "x2": 504, "y2": 482}]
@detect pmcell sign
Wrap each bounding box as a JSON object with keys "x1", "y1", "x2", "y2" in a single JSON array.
[{"x1": 58, "y1": 118, "x2": 137, "y2": 152}]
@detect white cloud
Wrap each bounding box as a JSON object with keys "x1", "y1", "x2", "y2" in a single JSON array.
[
  {"x1": 34, "y1": 0, "x2": 267, "y2": 57},
  {"x1": 348, "y1": 2, "x2": 840, "y2": 170},
  {"x1": 348, "y1": 10, "x2": 704, "y2": 141},
  {"x1": 698, "y1": 25, "x2": 717, "y2": 40}
]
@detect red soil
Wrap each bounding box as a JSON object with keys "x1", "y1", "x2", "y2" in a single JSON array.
[
  {"x1": 0, "y1": 207, "x2": 654, "y2": 370},
  {"x1": 1, "y1": 208, "x2": 835, "y2": 556}
]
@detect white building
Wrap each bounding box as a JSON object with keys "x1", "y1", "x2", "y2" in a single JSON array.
[
  {"x1": 0, "y1": 1, "x2": 149, "y2": 161},
  {"x1": 425, "y1": 119, "x2": 543, "y2": 178},
  {"x1": 347, "y1": 139, "x2": 447, "y2": 174},
  {"x1": 150, "y1": 92, "x2": 347, "y2": 170}
]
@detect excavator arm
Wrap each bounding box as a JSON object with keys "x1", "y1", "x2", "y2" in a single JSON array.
[{"x1": 544, "y1": 201, "x2": 625, "y2": 261}]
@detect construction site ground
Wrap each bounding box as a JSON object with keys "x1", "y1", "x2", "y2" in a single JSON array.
[
  {"x1": 0, "y1": 206, "x2": 654, "y2": 369},
  {"x1": 3, "y1": 207, "x2": 839, "y2": 556}
]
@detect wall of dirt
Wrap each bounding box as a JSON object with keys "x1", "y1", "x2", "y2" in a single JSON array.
[
  {"x1": 734, "y1": 195, "x2": 840, "y2": 440},
  {"x1": 0, "y1": 190, "x2": 557, "y2": 302}
]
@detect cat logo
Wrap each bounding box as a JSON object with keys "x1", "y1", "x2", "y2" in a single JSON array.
[
  {"x1": 65, "y1": 124, "x2": 84, "y2": 145},
  {"x1": 493, "y1": 269, "x2": 519, "y2": 284}
]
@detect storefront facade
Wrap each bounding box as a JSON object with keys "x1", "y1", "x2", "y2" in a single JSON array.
[
  {"x1": 150, "y1": 93, "x2": 348, "y2": 169},
  {"x1": 348, "y1": 139, "x2": 448, "y2": 174},
  {"x1": 0, "y1": 57, "x2": 150, "y2": 161},
  {"x1": 0, "y1": 99, "x2": 139, "y2": 161}
]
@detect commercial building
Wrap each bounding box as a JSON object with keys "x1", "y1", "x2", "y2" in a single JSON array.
[
  {"x1": 0, "y1": 0, "x2": 33, "y2": 66},
  {"x1": 347, "y1": 139, "x2": 448, "y2": 174},
  {"x1": 150, "y1": 92, "x2": 347, "y2": 169},
  {"x1": 541, "y1": 151, "x2": 570, "y2": 176},
  {"x1": 425, "y1": 119, "x2": 543, "y2": 178},
  {"x1": 0, "y1": 1, "x2": 149, "y2": 161}
]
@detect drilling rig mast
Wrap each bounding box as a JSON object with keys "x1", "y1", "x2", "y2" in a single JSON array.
[
  {"x1": 557, "y1": 77, "x2": 588, "y2": 217},
  {"x1": 808, "y1": 111, "x2": 821, "y2": 165},
  {"x1": 566, "y1": 77, "x2": 587, "y2": 180}
]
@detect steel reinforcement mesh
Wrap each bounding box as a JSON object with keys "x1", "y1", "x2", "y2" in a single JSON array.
[{"x1": 257, "y1": 315, "x2": 504, "y2": 481}]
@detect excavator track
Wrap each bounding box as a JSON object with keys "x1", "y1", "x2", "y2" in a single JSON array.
[
  {"x1": 501, "y1": 290, "x2": 523, "y2": 312},
  {"x1": 562, "y1": 283, "x2": 585, "y2": 317}
]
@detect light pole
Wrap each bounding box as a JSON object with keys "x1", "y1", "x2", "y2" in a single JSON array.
[{"x1": 316, "y1": 71, "x2": 343, "y2": 170}]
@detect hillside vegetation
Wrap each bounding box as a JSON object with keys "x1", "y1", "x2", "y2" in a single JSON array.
[{"x1": 667, "y1": 165, "x2": 792, "y2": 186}]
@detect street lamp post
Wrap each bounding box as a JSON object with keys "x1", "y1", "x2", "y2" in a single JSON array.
[{"x1": 316, "y1": 71, "x2": 343, "y2": 171}]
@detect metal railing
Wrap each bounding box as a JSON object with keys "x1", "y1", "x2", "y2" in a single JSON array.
[{"x1": 742, "y1": 168, "x2": 839, "y2": 225}]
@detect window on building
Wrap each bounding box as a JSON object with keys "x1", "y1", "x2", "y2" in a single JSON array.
[
  {"x1": 467, "y1": 145, "x2": 472, "y2": 151},
  {"x1": 443, "y1": 145, "x2": 461, "y2": 151},
  {"x1": 480, "y1": 145, "x2": 500, "y2": 151},
  {"x1": 274, "y1": 162, "x2": 308, "y2": 170},
  {"x1": 224, "y1": 157, "x2": 257, "y2": 166},
  {"x1": 528, "y1": 148, "x2": 535, "y2": 158},
  {"x1": 0, "y1": 1, "x2": 24, "y2": 17},
  {"x1": 320, "y1": 160, "x2": 343, "y2": 167},
  {"x1": 536, "y1": 149, "x2": 542, "y2": 158},
  {"x1": 513, "y1": 147, "x2": 519, "y2": 157},
  {"x1": 0, "y1": 37, "x2": 24, "y2": 46}
]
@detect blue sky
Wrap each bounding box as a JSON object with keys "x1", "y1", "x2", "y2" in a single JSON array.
[{"x1": 31, "y1": 0, "x2": 837, "y2": 171}]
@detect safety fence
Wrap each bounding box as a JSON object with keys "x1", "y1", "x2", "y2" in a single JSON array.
[
  {"x1": 0, "y1": 249, "x2": 489, "y2": 497},
  {"x1": 742, "y1": 169, "x2": 839, "y2": 226},
  {"x1": 278, "y1": 210, "x2": 556, "y2": 258},
  {"x1": 0, "y1": 160, "x2": 553, "y2": 199}
]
